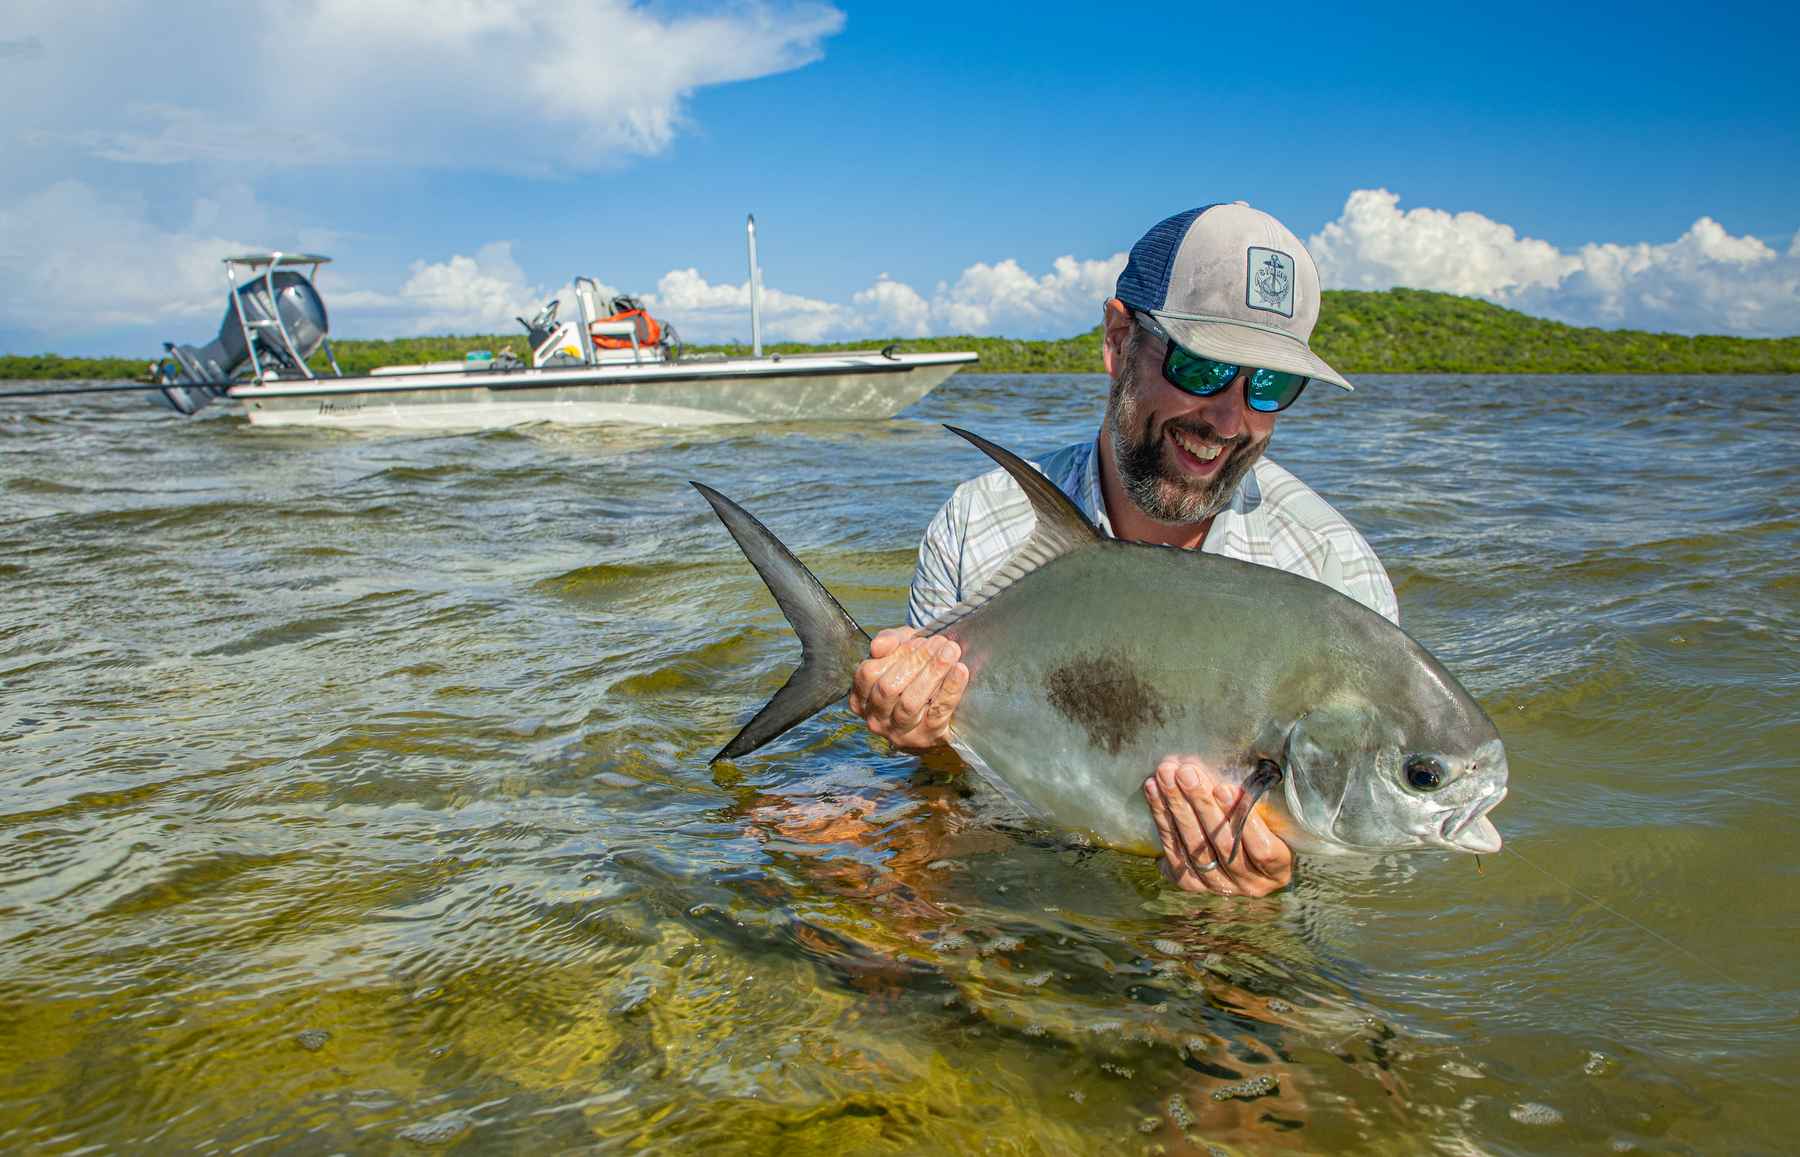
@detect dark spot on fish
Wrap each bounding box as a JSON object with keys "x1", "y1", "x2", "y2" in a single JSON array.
[{"x1": 1043, "y1": 649, "x2": 1175, "y2": 754}]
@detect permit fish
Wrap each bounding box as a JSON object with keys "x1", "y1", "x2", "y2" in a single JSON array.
[{"x1": 693, "y1": 426, "x2": 1507, "y2": 860}]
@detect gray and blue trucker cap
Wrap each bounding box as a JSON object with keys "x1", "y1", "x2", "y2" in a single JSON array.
[{"x1": 1115, "y1": 202, "x2": 1351, "y2": 391}]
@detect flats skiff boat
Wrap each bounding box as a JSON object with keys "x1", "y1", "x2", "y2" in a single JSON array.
[{"x1": 5, "y1": 217, "x2": 976, "y2": 431}]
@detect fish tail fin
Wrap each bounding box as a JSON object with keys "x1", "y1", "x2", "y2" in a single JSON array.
[{"x1": 691, "y1": 481, "x2": 872, "y2": 763}]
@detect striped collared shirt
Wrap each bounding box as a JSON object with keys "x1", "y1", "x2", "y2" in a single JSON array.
[{"x1": 905, "y1": 437, "x2": 1399, "y2": 629}]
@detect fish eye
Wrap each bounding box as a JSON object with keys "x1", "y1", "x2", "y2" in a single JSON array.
[{"x1": 1404, "y1": 755, "x2": 1445, "y2": 792}]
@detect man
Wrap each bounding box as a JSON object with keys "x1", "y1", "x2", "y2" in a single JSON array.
[{"x1": 849, "y1": 202, "x2": 1397, "y2": 898}]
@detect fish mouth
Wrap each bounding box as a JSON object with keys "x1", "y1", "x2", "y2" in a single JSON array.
[{"x1": 1440, "y1": 789, "x2": 1506, "y2": 853}]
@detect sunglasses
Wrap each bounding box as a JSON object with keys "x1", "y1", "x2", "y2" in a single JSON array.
[{"x1": 1135, "y1": 313, "x2": 1309, "y2": 413}]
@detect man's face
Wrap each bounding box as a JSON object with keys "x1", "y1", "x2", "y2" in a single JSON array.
[{"x1": 1106, "y1": 324, "x2": 1279, "y2": 525}]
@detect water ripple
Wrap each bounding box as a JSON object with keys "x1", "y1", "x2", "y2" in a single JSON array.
[{"x1": 0, "y1": 376, "x2": 1794, "y2": 1153}]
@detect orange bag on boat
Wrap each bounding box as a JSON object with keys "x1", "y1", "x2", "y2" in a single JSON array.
[{"x1": 592, "y1": 309, "x2": 663, "y2": 349}]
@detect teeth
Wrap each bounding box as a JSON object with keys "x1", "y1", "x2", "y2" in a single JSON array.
[{"x1": 1172, "y1": 431, "x2": 1221, "y2": 461}]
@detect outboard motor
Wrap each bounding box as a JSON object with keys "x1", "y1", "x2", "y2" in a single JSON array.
[{"x1": 158, "y1": 270, "x2": 330, "y2": 414}]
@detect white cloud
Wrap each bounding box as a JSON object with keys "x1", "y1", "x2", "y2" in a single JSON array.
[
  {"x1": 931, "y1": 254, "x2": 1126, "y2": 335},
  {"x1": 647, "y1": 267, "x2": 848, "y2": 343},
  {"x1": 7, "y1": 180, "x2": 1794, "y2": 353},
  {"x1": 1309, "y1": 189, "x2": 1576, "y2": 298},
  {"x1": 3, "y1": 1, "x2": 844, "y2": 174},
  {"x1": 426, "y1": 214, "x2": 1798, "y2": 341},
  {"x1": 852, "y1": 275, "x2": 932, "y2": 337},
  {"x1": 0, "y1": 181, "x2": 549, "y2": 341},
  {"x1": 1310, "y1": 188, "x2": 1800, "y2": 336},
  {"x1": 624, "y1": 254, "x2": 1125, "y2": 344},
  {"x1": 0, "y1": 180, "x2": 251, "y2": 333},
  {"x1": 387, "y1": 244, "x2": 552, "y2": 334},
  {"x1": 0, "y1": 1, "x2": 845, "y2": 349}
]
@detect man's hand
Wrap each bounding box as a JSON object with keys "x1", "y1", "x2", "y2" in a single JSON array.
[
  {"x1": 1143, "y1": 757, "x2": 1294, "y2": 897},
  {"x1": 848, "y1": 627, "x2": 969, "y2": 750}
]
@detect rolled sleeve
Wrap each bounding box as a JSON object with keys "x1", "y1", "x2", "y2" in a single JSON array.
[{"x1": 905, "y1": 499, "x2": 963, "y2": 629}]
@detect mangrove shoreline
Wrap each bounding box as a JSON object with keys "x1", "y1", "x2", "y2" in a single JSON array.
[{"x1": 5, "y1": 288, "x2": 1796, "y2": 380}]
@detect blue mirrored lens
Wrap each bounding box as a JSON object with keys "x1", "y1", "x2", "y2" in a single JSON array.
[
  {"x1": 1246, "y1": 367, "x2": 1307, "y2": 412},
  {"x1": 1163, "y1": 346, "x2": 1238, "y2": 395},
  {"x1": 1159, "y1": 337, "x2": 1309, "y2": 412}
]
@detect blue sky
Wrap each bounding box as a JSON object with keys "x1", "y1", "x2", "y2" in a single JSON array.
[{"x1": 2, "y1": 1, "x2": 1795, "y2": 355}]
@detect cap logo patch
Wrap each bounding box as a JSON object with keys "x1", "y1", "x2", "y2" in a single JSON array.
[{"x1": 1247, "y1": 247, "x2": 1295, "y2": 318}]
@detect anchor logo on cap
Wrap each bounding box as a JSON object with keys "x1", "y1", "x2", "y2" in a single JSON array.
[
  {"x1": 1245, "y1": 247, "x2": 1295, "y2": 317},
  {"x1": 1254, "y1": 253, "x2": 1290, "y2": 306}
]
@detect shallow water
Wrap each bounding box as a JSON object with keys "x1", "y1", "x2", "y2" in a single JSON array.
[{"x1": 0, "y1": 374, "x2": 1795, "y2": 1154}]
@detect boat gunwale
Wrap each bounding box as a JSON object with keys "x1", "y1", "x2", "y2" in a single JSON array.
[{"x1": 228, "y1": 351, "x2": 979, "y2": 400}]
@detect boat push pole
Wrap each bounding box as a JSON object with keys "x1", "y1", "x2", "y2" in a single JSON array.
[{"x1": 746, "y1": 213, "x2": 763, "y2": 358}]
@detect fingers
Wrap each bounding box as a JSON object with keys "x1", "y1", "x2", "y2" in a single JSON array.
[
  {"x1": 874, "y1": 638, "x2": 935, "y2": 716},
  {"x1": 1147, "y1": 757, "x2": 1231, "y2": 894},
  {"x1": 1143, "y1": 758, "x2": 1295, "y2": 897},
  {"x1": 920, "y1": 656, "x2": 969, "y2": 731},
  {"x1": 1144, "y1": 769, "x2": 1199, "y2": 889},
  {"x1": 1145, "y1": 769, "x2": 1178, "y2": 856},
  {"x1": 851, "y1": 631, "x2": 922, "y2": 716},
  {"x1": 1224, "y1": 783, "x2": 1294, "y2": 895},
  {"x1": 849, "y1": 630, "x2": 965, "y2": 749},
  {"x1": 851, "y1": 628, "x2": 918, "y2": 713},
  {"x1": 868, "y1": 626, "x2": 916, "y2": 660},
  {"x1": 1173, "y1": 759, "x2": 1241, "y2": 893},
  {"x1": 890, "y1": 638, "x2": 959, "y2": 734}
]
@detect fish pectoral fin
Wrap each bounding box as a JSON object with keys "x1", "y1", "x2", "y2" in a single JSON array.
[{"x1": 1224, "y1": 758, "x2": 1284, "y2": 867}]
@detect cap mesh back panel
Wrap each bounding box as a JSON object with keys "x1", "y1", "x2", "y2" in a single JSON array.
[{"x1": 1114, "y1": 204, "x2": 1219, "y2": 312}]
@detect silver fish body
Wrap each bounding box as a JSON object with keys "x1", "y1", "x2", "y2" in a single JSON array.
[
  {"x1": 940, "y1": 542, "x2": 1507, "y2": 856},
  {"x1": 695, "y1": 426, "x2": 1507, "y2": 861}
]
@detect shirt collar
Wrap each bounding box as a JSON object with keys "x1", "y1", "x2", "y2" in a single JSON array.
[
  {"x1": 1201, "y1": 456, "x2": 1267, "y2": 550},
  {"x1": 1077, "y1": 437, "x2": 1114, "y2": 536}
]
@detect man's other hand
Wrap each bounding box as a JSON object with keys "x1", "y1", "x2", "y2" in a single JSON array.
[
  {"x1": 1143, "y1": 757, "x2": 1294, "y2": 896},
  {"x1": 849, "y1": 627, "x2": 969, "y2": 750}
]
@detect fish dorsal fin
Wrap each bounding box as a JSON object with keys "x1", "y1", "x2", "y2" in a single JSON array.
[{"x1": 925, "y1": 426, "x2": 1104, "y2": 631}]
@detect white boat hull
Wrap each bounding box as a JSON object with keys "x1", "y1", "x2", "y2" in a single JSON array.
[{"x1": 229, "y1": 351, "x2": 974, "y2": 431}]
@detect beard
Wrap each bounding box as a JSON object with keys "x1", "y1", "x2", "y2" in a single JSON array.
[{"x1": 1107, "y1": 350, "x2": 1269, "y2": 525}]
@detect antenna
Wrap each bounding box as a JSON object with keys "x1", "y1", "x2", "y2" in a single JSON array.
[{"x1": 746, "y1": 214, "x2": 763, "y2": 357}]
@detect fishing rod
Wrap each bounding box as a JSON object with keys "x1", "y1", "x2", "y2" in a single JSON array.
[{"x1": 0, "y1": 382, "x2": 179, "y2": 400}]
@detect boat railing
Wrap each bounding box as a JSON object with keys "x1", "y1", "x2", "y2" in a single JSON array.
[{"x1": 224, "y1": 253, "x2": 342, "y2": 382}]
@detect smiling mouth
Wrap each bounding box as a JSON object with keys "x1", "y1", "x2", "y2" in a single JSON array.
[{"x1": 1169, "y1": 427, "x2": 1227, "y2": 473}]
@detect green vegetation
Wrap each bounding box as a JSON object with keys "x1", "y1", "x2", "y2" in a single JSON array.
[
  {"x1": 4, "y1": 289, "x2": 1796, "y2": 380},
  {"x1": 1311, "y1": 289, "x2": 1800, "y2": 373},
  {"x1": 0, "y1": 354, "x2": 148, "y2": 381}
]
